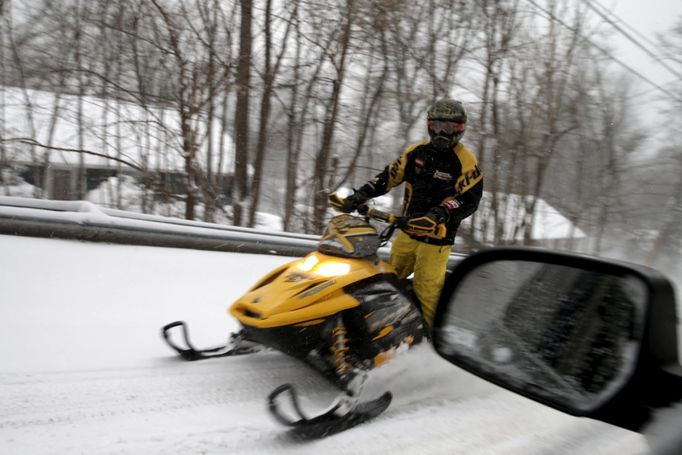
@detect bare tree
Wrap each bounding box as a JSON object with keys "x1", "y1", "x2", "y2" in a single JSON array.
[
  {"x1": 646, "y1": 17, "x2": 682, "y2": 268},
  {"x1": 281, "y1": 2, "x2": 303, "y2": 232},
  {"x1": 232, "y1": 0, "x2": 253, "y2": 226},
  {"x1": 149, "y1": 0, "x2": 216, "y2": 220},
  {"x1": 247, "y1": 0, "x2": 295, "y2": 227},
  {"x1": 0, "y1": 0, "x2": 7, "y2": 192},
  {"x1": 469, "y1": 0, "x2": 520, "y2": 244},
  {"x1": 280, "y1": 1, "x2": 342, "y2": 232},
  {"x1": 309, "y1": 0, "x2": 356, "y2": 232},
  {"x1": 3, "y1": 0, "x2": 675, "y2": 257}
]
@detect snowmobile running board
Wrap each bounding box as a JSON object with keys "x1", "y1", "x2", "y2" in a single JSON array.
[
  {"x1": 161, "y1": 321, "x2": 261, "y2": 361},
  {"x1": 267, "y1": 383, "x2": 392, "y2": 439}
]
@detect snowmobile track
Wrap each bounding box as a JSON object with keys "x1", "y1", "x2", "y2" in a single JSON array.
[{"x1": 0, "y1": 353, "x2": 334, "y2": 431}]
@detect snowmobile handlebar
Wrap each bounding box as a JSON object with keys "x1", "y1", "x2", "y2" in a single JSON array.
[
  {"x1": 361, "y1": 206, "x2": 447, "y2": 240},
  {"x1": 358, "y1": 205, "x2": 396, "y2": 224},
  {"x1": 328, "y1": 193, "x2": 446, "y2": 240}
]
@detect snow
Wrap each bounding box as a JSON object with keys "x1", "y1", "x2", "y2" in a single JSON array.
[
  {"x1": 0, "y1": 196, "x2": 316, "y2": 252},
  {"x1": 0, "y1": 233, "x2": 651, "y2": 454},
  {"x1": 3, "y1": 86, "x2": 234, "y2": 172},
  {"x1": 468, "y1": 192, "x2": 586, "y2": 242}
]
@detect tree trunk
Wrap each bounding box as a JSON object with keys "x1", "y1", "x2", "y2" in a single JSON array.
[
  {"x1": 311, "y1": 0, "x2": 354, "y2": 232},
  {"x1": 0, "y1": 0, "x2": 7, "y2": 192},
  {"x1": 283, "y1": 6, "x2": 302, "y2": 232},
  {"x1": 75, "y1": 0, "x2": 87, "y2": 200},
  {"x1": 232, "y1": 0, "x2": 253, "y2": 226},
  {"x1": 248, "y1": 0, "x2": 273, "y2": 227}
]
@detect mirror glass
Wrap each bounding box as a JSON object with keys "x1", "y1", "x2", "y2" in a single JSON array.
[{"x1": 434, "y1": 260, "x2": 647, "y2": 413}]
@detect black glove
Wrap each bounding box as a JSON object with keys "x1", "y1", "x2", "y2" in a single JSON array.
[
  {"x1": 426, "y1": 206, "x2": 448, "y2": 223},
  {"x1": 328, "y1": 190, "x2": 370, "y2": 213},
  {"x1": 394, "y1": 216, "x2": 409, "y2": 228},
  {"x1": 343, "y1": 191, "x2": 369, "y2": 213}
]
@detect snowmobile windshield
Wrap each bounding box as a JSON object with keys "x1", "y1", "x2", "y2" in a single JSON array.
[{"x1": 318, "y1": 214, "x2": 380, "y2": 258}]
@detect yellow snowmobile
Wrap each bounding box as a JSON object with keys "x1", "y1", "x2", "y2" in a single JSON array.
[{"x1": 161, "y1": 195, "x2": 446, "y2": 437}]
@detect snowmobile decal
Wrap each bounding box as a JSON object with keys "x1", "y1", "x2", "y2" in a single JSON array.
[{"x1": 297, "y1": 279, "x2": 337, "y2": 299}]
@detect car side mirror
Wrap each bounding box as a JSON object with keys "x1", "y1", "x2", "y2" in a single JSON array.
[{"x1": 432, "y1": 247, "x2": 682, "y2": 431}]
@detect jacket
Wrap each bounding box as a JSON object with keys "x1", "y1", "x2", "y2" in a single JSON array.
[{"x1": 359, "y1": 140, "x2": 483, "y2": 245}]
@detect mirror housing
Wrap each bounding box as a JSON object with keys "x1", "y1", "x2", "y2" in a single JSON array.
[{"x1": 433, "y1": 247, "x2": 681, "y2": 431}]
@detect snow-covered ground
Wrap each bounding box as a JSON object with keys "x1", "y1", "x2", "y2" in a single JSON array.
[
  {"x1": 0, "y1": 234, "x2": 651, "y2": 454},
  {"x1": 3, "y1": 86, "x2": 234, "y2": 172}
]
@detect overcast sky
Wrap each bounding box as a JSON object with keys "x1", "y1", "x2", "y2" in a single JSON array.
[
  {"x1": 608, "y1": 0, "x2": 680, "y2": 85},
  {"x1": 595, "y1": 0, "x2": 681, "y2": 148}
]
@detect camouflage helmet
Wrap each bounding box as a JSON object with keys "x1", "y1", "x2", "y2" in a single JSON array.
[
  {"x1": 426, "y1": 99, "x2": 467, "y2": 150},
  {"x1": 427, "y1": 99, "x2": 467, "y2": 122}
]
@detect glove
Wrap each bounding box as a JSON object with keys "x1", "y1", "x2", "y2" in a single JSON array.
[
  {"x1": 341, "y1": 191, "x2": 370, "y2": 213},
  {"x1": 426, "y1": 206, "x2": 448, "y2": 223},
  {"x1": 404, "y1": 206, "x2": 448, "y2": 237},
  {"x1": 328, "y1": 190, "x2": 370, "y2": 213}
]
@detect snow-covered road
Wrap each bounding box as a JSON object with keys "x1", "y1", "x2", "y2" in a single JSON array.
[{"x1": 0, "y1": 234, "x2": 649, "y2": 454}]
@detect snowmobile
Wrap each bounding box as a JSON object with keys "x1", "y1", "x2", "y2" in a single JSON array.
[{"x1": 161, "y1": 194, "x2": 446, "y2": 437}]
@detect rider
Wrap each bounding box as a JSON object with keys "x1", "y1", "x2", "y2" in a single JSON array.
[{"x1": 330, "y1": 99, "x2": 483, "y2": 327}]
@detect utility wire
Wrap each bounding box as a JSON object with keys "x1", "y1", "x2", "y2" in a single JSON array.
[
  {"x1": 587, "y1": 0, "x2": 682, "y2": 74},
  {"x1": 627, "y1": 80, "x2": 681, "y2": 100},
  {"x1": 586, "y1": 0, "x2": 660, "y2": 50},
  {"x1": 580, "y1": 0, "x2": 682, "y2": 80},
  {"x1": 523, "y1": 0, "x2": 678, "y2": 99}
]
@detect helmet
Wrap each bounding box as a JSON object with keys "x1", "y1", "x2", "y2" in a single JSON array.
[{"x1": 426, "y1": 99, "x2": 467, "y2": 151}]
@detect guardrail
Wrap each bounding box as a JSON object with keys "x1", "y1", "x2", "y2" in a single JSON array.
[{"x1": 0, "y1": 196, "x2": 465, "y2": 267}]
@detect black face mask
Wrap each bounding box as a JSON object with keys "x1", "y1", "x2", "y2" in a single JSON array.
[
  {"x1": 430, "y1": 134, "x2": 452, "y2": 151},
  {"x1": 428, "y1": 118, "x2": 466, "y2": 151}
]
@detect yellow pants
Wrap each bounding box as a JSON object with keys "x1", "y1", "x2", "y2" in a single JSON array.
[{"x1": 389, "y1": 230, "x2": 452, "y2": 327}]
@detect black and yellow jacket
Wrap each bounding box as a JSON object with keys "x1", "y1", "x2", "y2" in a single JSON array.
[{"x1": 359, "y1": 140, "x2": 483, "y2": 246}]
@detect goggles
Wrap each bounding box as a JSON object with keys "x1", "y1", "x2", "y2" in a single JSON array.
[{"x1": 428, "y1": 119, "x2": 466, "y2": 135}]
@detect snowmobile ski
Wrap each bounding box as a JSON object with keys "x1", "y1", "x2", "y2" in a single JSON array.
[
  {"x1": 161, "y1": 321, "x2": 262, "y2": 361},
  {"x1": 267, "y1": 383, "x2": 392, "y2": 439}
]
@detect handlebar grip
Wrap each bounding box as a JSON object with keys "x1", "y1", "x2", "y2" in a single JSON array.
[{"x1": 366, "y1": 207, "x2": 396, "y2": 224}]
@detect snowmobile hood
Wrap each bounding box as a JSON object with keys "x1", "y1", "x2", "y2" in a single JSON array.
[{"x1": 230, "y1": 252, "x2": 395, "y2": 328}]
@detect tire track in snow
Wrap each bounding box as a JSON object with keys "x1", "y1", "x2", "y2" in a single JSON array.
[{"x1": 0, "y1": 352, "x2": 335, "y2": 431}]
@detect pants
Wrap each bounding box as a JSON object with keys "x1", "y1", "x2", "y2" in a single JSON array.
[{"x1": 389, "y1": 230, "x2": 452, "y2": 327}]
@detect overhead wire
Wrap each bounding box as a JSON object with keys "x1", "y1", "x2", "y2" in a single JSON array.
[
  {"x1": 522, "y1": 0, "x2": 678, "y2": 99},
  {"x1": 627, "y1": 80, "x2": 680, "y2": 100},
  {"x1": 585, "y1": 0, "x2": 660, "y2": 49},
  {"x1": 580, "y1": 0, "x2": 682, "y2": 80}
]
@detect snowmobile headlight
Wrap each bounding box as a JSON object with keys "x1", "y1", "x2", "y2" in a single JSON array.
[
  {"x1": 299, "y1": 255, "x2": 320, "y2": 272},
  {"x1": 298, "y1": 254, "x2": 350, "y2": 276},
  {"x1": 313, "y1": 261, "x2": 351, "y2": 277}
]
